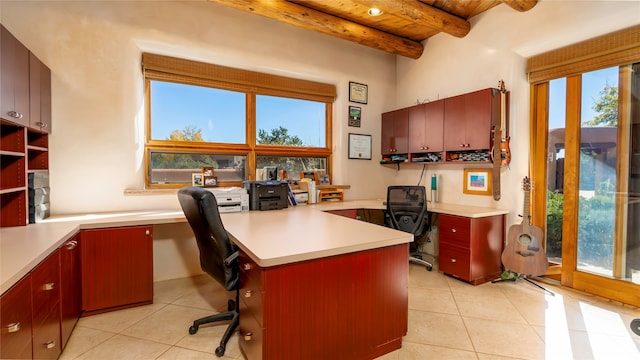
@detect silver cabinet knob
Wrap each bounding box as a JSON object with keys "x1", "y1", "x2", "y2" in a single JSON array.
[
  {"x1": 244, "y1": 290, "x2": 253, "y2": 298},
  {"x1": 451, "y1": 228, "x2": 457, "y2": 233},
  {"x1": 7, "y1": 322, "x2": 20, "y2": 333},
  {"x1": 451, "y1": 259, "x2": 457, "y2": 263},
  {"x1": 243, "y1": 263, "x2": 253, "y2": 271},
  {"x1": 44, "y1": 282, "x2": 55, "y2": 291},
  {"x1": 45, "y1": 340, "x2": 56, "y2": 349},
  {"x1": 244, "y1": 332, "x2": 253, "y2": 341},
  {"x1": 7, "y1": 111, "x2": 23, "y2": 119},
  {"x1": 65, "y1": 240, "x2": 78, "y2": 250}
]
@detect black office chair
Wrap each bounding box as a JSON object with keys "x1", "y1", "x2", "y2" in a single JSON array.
[
  {"x1": 385, "y1": 186, "x2": 433, "y2": 271},
  {"x1": 177, "y1": 186, "x2": 240, "y2": 357}
]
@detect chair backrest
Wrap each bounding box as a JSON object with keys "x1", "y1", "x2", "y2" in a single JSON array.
[
  {"x1": 178, "y1": 186, "x2": 239, "y2": 291},
  {"x1": 386, "y1": 186, "x2": 428, "y2": 236}
]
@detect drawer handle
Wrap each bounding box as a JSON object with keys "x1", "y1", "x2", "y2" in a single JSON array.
[
  {"x1": 44, "y1": 282, "x2": 55, "y2": 291},
  {"x1": 244, "y1": 290, "x2": 253, "y2": 298},
  {"x1": 7, "y1": 322, "x2": 20, "y2": 333},
  {"x1": 35, "y1": 121, "x2": 48, "y2": 128},
  {"x1": 451, "y1": 229, "x2": 457, "y2": 233},
  {"x1": 451, "y1": 258, "x2": 457, "y2": 263},
  {"x1": 145, "y1": 229, "x2": 151, "y2": 236},
  {"x1": 65, "y1": 240, "x2": 78, "y2": 250},
  {"x1": 7, "y1": 111, "x2": 23, "y2": 119},
  {"x1": 243, "y1": 263, "x2": 253, "y2": 271},
  {"x1": 244, "y1": 332, "x2": 253, "y2": 341},
  {"x1": 45, "y1": 340, "x2": 56, "y2": 349}
]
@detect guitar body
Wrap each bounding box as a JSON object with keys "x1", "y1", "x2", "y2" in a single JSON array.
[{"x1": 502, "y1": 223, "x2": 549, "y2": 276}]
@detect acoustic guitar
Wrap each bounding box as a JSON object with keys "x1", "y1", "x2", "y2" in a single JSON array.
[{"x1": 501, "y1": 177, "x2": 549, "y2": 276}]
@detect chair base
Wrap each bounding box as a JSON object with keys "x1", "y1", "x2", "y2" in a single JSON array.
[
  {"x1": 188, "y1": 298, "x2": 240, "y2": 357},
  {"x1": 410, "y1": 253, "x2": 433, "y2": 271}
]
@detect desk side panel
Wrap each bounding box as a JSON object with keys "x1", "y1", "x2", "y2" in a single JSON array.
[{"x1": 262, "y1": 243, "x2": 408, "y2": 360}]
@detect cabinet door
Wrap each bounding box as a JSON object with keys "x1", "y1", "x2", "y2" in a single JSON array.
[
  {"x1": 60, "y1": 234, "x2": 81, "y2": 349},
  {"x1": 408, "y1": 104, "x2": 426, "y2": 153},
  {"x1": 381, "y1": 108, "x2": 408, "y2": 155},
  {"x1": 0, "y1": 275, "x2": 33, "y2": 359},
  {"x1": 81, "y1": 226, "x2": 153, "y2": 313},
  {"x1": 424, "y1": 100, "x2": 444, "y2": 152},
  {"x1": 29, "y1": 53, "x2": 52, "y2": 133},
  {"x1": 1, "y1": 25, "x2": 30, "y2": 126},
  {"x1": 464, "y1": 88, "x2": 492, "y2": 150},
  {"x1": 443, "y1": 94, "x2": 466, "y2": 151}
]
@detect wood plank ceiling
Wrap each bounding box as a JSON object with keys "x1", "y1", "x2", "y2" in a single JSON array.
[{"x1": 208, "y1": 0, "x2": 538, "y2": 59}]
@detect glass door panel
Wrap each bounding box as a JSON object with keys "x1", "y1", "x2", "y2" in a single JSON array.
[{"x1": 546, "y1": 78, "x2": 567, "y2": 265}]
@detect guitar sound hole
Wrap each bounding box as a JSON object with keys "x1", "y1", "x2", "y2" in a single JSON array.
[{"x1": 518, "y1": 234, "x2": 532, "y2": 245}]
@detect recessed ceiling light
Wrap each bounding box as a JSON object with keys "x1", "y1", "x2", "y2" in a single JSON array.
[{"x1": 368, "y1": 8, "x2": 383, "y2": 16}]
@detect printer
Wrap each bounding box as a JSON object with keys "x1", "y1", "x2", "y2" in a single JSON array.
[
  {"x1": 243, "y1": 180, "x2": 289, "y2": 210},
  {"x1": 207, "y1": 187, "x2": 249, "y2": 213}
]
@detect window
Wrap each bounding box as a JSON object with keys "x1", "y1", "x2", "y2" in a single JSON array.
[{"x1": 143, "y1": 54, "x2": 336, "y2": 187}]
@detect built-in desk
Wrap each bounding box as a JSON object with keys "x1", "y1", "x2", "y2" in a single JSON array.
[{"x1": 0, "y1": 200, "x2": 506, "y2": 359}]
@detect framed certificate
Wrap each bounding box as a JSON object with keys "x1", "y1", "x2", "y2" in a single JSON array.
[
  {"x1": 348, "y1": 133, "x2": 372, "y2": 160},
  {"x1": 349, "y1": 81, "x2": 368, "y2": 104}
]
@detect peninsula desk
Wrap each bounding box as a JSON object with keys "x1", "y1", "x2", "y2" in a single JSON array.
[{"x1": 0, "y1": 200, "x2": 507, "y2": 360}]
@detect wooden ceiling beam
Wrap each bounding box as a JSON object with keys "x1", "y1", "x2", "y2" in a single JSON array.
[
  {"x1": 208, "y1": 0, "x2": 424, "y2": 59},
  {"x1": 364, "y1": 0, "x2": 470, "y2": 38},
  {"x1": 501, "y1": 0, "x2": 538, "y2": 12}
]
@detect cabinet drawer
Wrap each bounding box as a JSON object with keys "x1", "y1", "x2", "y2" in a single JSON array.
[
  {"x1": 239, "y1": 252, "x2": 264, "y2": 325},
  {"x1": 32, "y1": 308, "x2": 61, "y2": 359},
  {"x1": 31, "y1": 251, "x2": 60, "y2": 329},
  {"x1": 239, "y1": 300, "x2": 263, "y2": 360},
  {"x1": 439, "y1": 215, "x2": 471, "y2": 248},
  {"x1": 1, "y1": 275, "x2": 33, "y2": 359},
  {"x1": 439, "y1": 245, "x2": 470, "y2": 281}
]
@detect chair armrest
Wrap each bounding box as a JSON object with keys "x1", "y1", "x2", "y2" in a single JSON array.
[{"x1": 224, "y1": 251, "x2": 239, "y2": 266}]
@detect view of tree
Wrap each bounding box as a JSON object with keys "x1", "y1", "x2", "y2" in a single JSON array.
[
  {"x1": 257, "y1": 126, "x2": 304, "y2": 146},
  {"x1": 168, "y1": 126, "x2": 204, "y2": 142},
  {"x1": 151, "y1": 126, "x2": 217, "y2": 170},
  {"x1": 583, "y1": 83, "x2": 618, "y2": 126}
]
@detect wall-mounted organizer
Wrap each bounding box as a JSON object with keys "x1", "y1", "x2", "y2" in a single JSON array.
[{"x1": 0, "y1": 25, "x2": 52, "y2": 227}]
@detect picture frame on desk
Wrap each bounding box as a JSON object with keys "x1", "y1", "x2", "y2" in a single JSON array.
[
  {"x1": 192, "y1": 173, "x2": 203, "y2": 187},
  {"x1": 463, "y1": 168, "x2": 492, "y2": 195}
]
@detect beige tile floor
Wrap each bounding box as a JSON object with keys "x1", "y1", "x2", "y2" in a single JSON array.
[{"x1": 60, "y1": 264, "x2": 640, "y2": 360}]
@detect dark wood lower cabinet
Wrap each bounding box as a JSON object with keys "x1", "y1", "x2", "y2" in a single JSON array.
[
  {"x1": 238, "y1": 244, "x2": 408, "y2": 359},
  {"x1": 0, "y1": 275, "x2": 33, "y2": 359},
  {"x1": 438, "y1": 214, "x2": 505, "y2": 285},
  {"x1": 81, "y1": 226, "x2": 153, "y2": 315},
  {"x1": 30, "y1": 251, "x2": 61, "y2": 359},
  {"x1": 60, "y1": 234, "x2": 82, "y2": 349}
]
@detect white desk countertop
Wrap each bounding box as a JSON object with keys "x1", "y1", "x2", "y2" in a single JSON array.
[{"x1": 0, "y1": 200, "x2": 507, "y2": 294}]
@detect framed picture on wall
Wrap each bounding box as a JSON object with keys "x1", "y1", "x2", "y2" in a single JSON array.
[
  {"x1": 463, "y1": 168, "x2": 492, "y2": 195},
  {"x1": 348, "y1": 133, "x2": 372, "y2": 160},
  {"x1": 349, "y1": 81, "x2": 368, "y2": 104}
]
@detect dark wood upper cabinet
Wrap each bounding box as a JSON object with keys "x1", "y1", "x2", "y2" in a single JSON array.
[
  {"x1": 1, "y1": 25, "x2": 30, "y2": 127},
  {"x1": 29, "y1": 53, "x2": 52, "y2": 133},
  {"x1": 381, "y1": 108, "x2": 409, "y2": 155},
  {"x1": 443, "y1": 88, "x2": 497, "y2": 152},
  {"x1": 408, "y1": 100, "x2": 444, "y2": 154}
]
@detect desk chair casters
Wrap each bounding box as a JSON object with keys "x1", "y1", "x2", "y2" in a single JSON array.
[
  {"x1": 386, "y1": 186, "x2": 433, "y2": 272},
  {"x1": 631, "y1": 318, "x2": 640, "y2": 336},
  {"x1": 178, "y1": 186, "x2": 242, "y2": 358},
  {"x1": 188, "y1": 296, "x2": 240, "y2": 357}
]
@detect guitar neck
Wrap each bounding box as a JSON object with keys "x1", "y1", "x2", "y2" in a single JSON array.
[
  {"x1": 522, "y1": 189, "x2": 531, "y2": 232},
  {"x1": 500, "y1": 91, "x2": 506, "y2": 132}
]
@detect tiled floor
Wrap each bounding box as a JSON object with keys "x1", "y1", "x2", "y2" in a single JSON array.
[{"x1": 60, "y1": 264, "x2": 640, "y2": 360}]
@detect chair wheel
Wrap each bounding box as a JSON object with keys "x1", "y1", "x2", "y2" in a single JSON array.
[
  {"x1": 631, "y1": 319, "x2": 640, "y2": 336},
  {"x1": 228, "y1": 299, "x2": 235, "y2": 311},
  {"x1": 188, "y1": 325, "x2": 198, "y2": 335},
  {"x1": 427, "y1": 265, "x2": 433, "y2": 271},
  {"x1": 215, "y1": 345, "x2": 225, "y2": 357}
]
